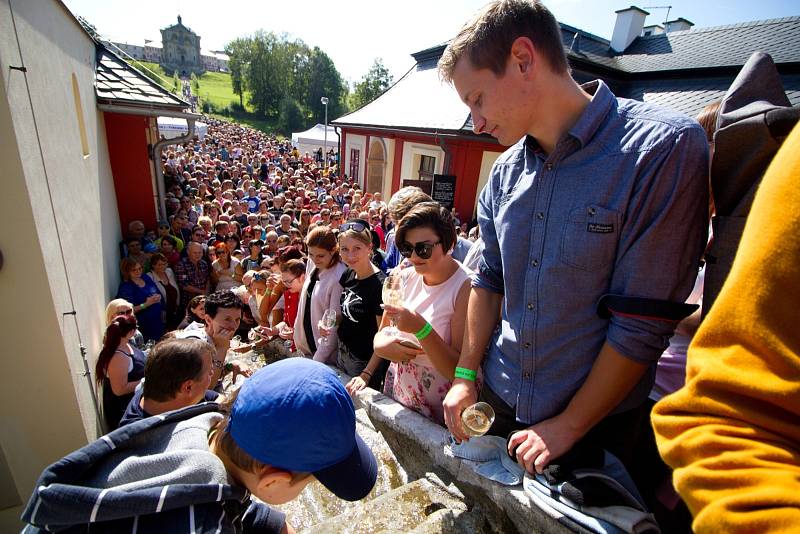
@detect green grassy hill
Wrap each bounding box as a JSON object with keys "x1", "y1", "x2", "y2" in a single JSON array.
[
  {"x1": 130, "y1": 60, "x2": 278, "y2": 132},
  {"x1": 132, "y1": 61, "x2": 246, "y2": 110}
]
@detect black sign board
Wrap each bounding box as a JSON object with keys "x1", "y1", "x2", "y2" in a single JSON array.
[{"x1": 431, "y1": 174, "x2": 457, "y2": 209}]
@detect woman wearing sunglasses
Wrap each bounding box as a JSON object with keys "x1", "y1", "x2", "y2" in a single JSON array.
[
  {"x1": 374, "y1": 202, "x2": 472, "y2": 426},
  {"x1": 333, "y1": 220, "x2": 390, "y2": 396},
  {"x1": 293, "y1": 226, "x2": 346, "y2": 364}
]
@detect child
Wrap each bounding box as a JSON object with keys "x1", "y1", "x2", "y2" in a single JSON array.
[{"x1": 21, "y1": 359, "x2": 377, "y2": 533}]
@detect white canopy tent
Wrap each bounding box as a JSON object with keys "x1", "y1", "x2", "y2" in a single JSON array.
[
  {"x1": 157, "y1": 116, "x2": 208, "y2": 140},
  {"x1": 291, "y1": 123, "x2": 337, "y2": 156}
]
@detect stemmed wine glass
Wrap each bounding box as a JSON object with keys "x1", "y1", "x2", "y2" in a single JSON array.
[
  {"x1": 317, "y1": 308, "x2": 338, "y2": 347},
  {"x1": 461, "y1": 402, "x2": 496, "y2": 437},
  {"x1": 381, "y1": 272, "x2": 404, "y2": 337}
]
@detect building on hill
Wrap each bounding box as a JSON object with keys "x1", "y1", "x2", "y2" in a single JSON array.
[
  {"x1": 160, "y1": 15, "x2": 203, "y2": 75},
  {"x1": 333, "y1": 6, "x2": 800, "y2": 220}
]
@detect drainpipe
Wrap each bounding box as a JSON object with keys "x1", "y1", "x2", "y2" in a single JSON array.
[
  {"x1": 97, "y1": 104, "x2": 200, "y2": 220},
  {"x1": 152, "y1": 122, "x2": 196, "y2": 221},
  {"x1": 334, "y1": 126, "x2": 341, "y2": 173}
]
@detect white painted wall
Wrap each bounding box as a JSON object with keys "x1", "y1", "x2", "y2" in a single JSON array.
[
  {"x1": 474, "y1": 150, "x2": 503, "y2": 217},
  {"x1": 0, "y1": 0, "x2": 121, "y2": 527},
  {"x1": 344, "y1": 133, "x2": 366, "y2": 188},
  {"x1": 381, "y1": 137, "x2": 395, "y2": 200},
  {"x1": 400, "y1": 141, "x2": 444, "y2": 182}
]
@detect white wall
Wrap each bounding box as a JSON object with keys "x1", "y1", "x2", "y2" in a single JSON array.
[
  {"x1": 400, "y1": 141, "x2": 444, "y2": 182},
  {"x1": 344, "y1": 133, "x2": 366, "y2": 188},
  {"x1": 0, "y1": 0, "x2": 121, "y2": 528},
  {"x1": 474, "y1": 150, "x2": 502, "y2": 217},
  {"x1": 381, "y1": 138, "x2": 395, "y2": 200}
]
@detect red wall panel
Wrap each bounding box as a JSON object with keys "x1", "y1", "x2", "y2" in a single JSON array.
[{"x1": 104, "y1": 112, "x2": 156, "y2": 232}]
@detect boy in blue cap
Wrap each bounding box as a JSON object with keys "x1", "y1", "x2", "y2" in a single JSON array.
[{"x1": 21, "y1": 359, "x2": 377, "y2": 533}]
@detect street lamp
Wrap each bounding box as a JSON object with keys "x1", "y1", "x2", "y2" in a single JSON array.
[{"x1": 321, "y1": 96, "x2": 329, "y2": 169}]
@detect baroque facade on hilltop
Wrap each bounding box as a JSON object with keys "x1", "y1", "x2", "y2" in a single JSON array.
[
  {"x1": 160, "y1": 15, "x2": 203, "y2": 75},
  {"x1": 111, "y1": 16, "x2": 229, "y2": 74}
]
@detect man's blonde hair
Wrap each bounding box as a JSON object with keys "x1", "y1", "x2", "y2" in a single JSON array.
[{"x1": 438, "y1": 0, "x2": 567, "y2": 83}]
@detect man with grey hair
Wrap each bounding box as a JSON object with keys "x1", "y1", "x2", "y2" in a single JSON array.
[{"x1": 175, "y1": 241, "x2": 210, "y2": 312}]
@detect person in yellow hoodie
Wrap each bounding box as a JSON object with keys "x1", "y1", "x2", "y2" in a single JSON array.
[{"x1": 651, "y1": 121, "x2": 800, "y2": 532}]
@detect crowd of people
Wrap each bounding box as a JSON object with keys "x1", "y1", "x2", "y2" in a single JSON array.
[{"x1": 22, "y1": 1, "x2": 799, "y2": 533}]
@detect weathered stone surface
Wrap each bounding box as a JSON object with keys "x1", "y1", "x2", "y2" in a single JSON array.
[
  {"x1": 307, "y1": 478, "x2": 475, "y2": 534},
  {"x1": 348, "y1": 383, "x2": 577, "y2": 534}
]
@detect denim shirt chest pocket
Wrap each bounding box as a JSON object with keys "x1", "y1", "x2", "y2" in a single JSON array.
[{"x1": 560, "y1": 204, "x2": 620, "y2": 271}]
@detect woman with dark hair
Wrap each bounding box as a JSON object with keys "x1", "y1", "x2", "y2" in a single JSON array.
[
  {"x1": 96, "y1": 314, "x2": 145, "y2": 431},
  {"x1": 159, "y1": 234, "x2": 181, "y2": 267},
  {"x1": 117, "y1": 258, "x2": 163, "y2": 342},
  {"x1": 374, "y1": 202, "x2": 472, "y2": 425},
  {"x1": 223, "y1": 233, "x2": 240, "y2": 256},
  {"x1": 241, "y1": 240, "x2": 264, "y2": 272},
  {"x1": 177, "y1": 295, "x2": 206, "y2": 331},
  {"x1": 298, "y1": 209, "x2": 312, "y2": 237},
  {"x1": 211, "y1": 243, "x2": 242, "y2": 291},
  {"x1": 294, "y1": 225, "x2": 346, "y2": 363}
]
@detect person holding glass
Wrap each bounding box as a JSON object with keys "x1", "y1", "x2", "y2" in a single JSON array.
[
  {"x1": 323, "y1": 220, "x2": 389, "y2": 395},
  {"x1": 374, "y1": 202, "x2": 472, "y2": 425},
  {"x1": 117, "y1": 258, "x2": 163, "y2": 342},
  {"x1": 293, "y1": 226, "x2": 346, "y2": 363}
]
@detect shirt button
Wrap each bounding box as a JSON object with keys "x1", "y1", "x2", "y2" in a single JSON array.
[
  {"x1": 523, "y1": 371, "x2": 532, "y2": 379},
  {"x1": 545, "y1": 163, "x2": 554, "y2": 171},
  {"x1": 527, "y1": 303, "x2": 534, "y2": 310},
  {"x1": 536, "y1": 212, "x2": 544, "y2": 220},
  {"x1": 523, "y1": 342, "x2": 531, "y2": 349},
  {"x1": 588, "y1": 207, "x2": 597, "y2": 216},
  {"x1": 531, "y1": 259, "x2": 539, "y2": 267}
]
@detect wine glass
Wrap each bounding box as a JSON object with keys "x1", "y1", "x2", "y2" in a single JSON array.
[
  {"x1": 461, "y1": 402, "x2": 496, "y2": 437},
  {"x1": 381, "y1": 273, "x2": 404, "y2": 337},
  {"x1": 317, "y1": 308, "x2": 337, "y2": 347}
]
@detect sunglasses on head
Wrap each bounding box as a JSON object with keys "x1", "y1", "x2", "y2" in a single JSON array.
[
  {"x1": 252, "y1": 273, "x2": 268, "y2": 282},
  {"x1": 339, "y1": 220, "x2": 369, "y2": 233},
  {"x1": 398, "y1": 240, "x2": 441, "y2": 259}
]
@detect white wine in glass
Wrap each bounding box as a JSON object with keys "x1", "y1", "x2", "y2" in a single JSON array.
[
  {"x1": 317, "y1": 308, "x2": 338, "y2": 347},
  {"x1": 461, "y1": 402, "x2": 496, "y2": 437},
  {"x1": 382, "y1": 273, "x2": 404, "y2": 337}
]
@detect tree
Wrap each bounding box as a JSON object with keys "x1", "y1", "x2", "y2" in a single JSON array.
[
  {"x1": 225, "y1": 37, "x2": 252, "y2": 109},
  {"x1": 278, "y1": 97, "x2": 306, "y2": 133},
  {"x1": 172, "y1": 72, "x2": 180, "y2": 95},
  {"x1": 306, "y1": 47, "x2": 347, "y2": 124},
  {"x1": 352, "y1": 58, "x2": 393, "y2": 109},
  {"x1": 190, "y1": 73, "x2": 200, "y2": 95}
]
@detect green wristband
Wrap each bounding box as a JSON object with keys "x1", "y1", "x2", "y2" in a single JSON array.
[
  {"x1": 414, "y1": 322, "x2": 433, "y2": 341},
  {"x1": 454, "y1": 367, "x2": 477, "y2": 381}
]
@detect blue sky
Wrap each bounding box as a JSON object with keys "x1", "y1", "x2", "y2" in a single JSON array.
[{"x1": 63, "y1": 0, "x2": 799, "y2": 85}]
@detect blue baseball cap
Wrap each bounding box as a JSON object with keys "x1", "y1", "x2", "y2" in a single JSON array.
[{"x1": 227, "y1": 358, "x2": 377, "y2": 501}]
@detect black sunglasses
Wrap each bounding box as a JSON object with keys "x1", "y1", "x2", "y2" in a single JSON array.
[
  {"x1": 339, "y1": 220, "x2": 369, "y2": 233},
  {"x1": 398, "y1": 240, "x2": 441, "y2": 260}
]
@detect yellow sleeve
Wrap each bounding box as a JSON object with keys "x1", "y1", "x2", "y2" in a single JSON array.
[{"x1": 651, "y1": 123, "x2": 800, "y2": 533}]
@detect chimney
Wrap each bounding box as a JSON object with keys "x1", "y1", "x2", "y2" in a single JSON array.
[
  {"x1": 611, "y1": 6, "x2": 649, "y2": 53},
  {"x1": 664, "y1": 18, "x2": 695, "y2": 33}
]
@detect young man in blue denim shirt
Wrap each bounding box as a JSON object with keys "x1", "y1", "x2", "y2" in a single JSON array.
[{"x1": 439, "y1": 0, "x2": 708, "y2": 479}]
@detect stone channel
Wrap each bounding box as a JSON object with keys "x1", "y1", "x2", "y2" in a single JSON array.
[{"x1": 265, "y1": 365, "x2": 579, "y2": 533}]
